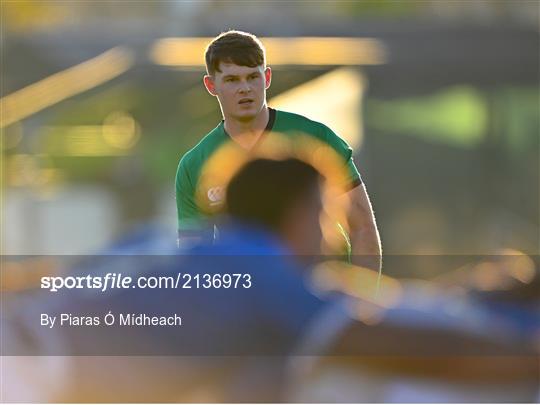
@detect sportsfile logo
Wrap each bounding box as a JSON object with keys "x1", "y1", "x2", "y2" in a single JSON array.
[{"x1": 207, "y1": 186, "x2": 224, "y2": 206}]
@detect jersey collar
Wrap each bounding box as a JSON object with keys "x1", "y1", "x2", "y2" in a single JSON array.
[{"x1": 221, "y1": 107, "x2": 277, "y2": 151}]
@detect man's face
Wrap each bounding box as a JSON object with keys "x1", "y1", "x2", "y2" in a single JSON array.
[{"x1": 204, "y1": 62, "x2": 271, "y2": 122}]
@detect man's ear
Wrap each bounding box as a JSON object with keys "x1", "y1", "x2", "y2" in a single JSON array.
[
  {"x1": 264, "y1": 67, "x2": 272, "y2": 89},
  {"x1": 203, "y1": 75, "x2": 217, "y2": 96}
]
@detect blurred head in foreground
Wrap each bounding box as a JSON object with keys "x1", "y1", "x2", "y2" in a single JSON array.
[{"x1": 226, "y1": 158, "x2": 323, "y2": 256}]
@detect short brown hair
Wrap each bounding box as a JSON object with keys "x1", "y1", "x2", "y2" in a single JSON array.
[{"x1": 205, "y1": 30, "x2": 266, "y2": 76}]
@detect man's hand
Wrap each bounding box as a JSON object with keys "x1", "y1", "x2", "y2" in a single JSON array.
[{"x1": 339, "y1": 183, "x2": 382, "y2": 273}]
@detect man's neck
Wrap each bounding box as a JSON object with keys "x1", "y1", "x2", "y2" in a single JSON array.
[{"x1": 223, "y1": 105, "x2": 270, "y2": 146}]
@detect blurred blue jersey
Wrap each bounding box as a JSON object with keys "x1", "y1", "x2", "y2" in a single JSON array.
[{"x1": 7, "y1": 220, "x2": 329, "y2": 357}]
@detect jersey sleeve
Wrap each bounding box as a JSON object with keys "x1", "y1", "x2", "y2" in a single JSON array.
[
  {"x1": 175, "y1": 155, "x2": 205, "y2": 237},
  {"x1": 320, "y1": 124, "x2": 363, "y2": 190}
]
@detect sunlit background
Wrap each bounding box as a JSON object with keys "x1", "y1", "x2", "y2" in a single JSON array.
[
  {"x1": 2, "y1": 0, "x2": 538, "y2": 258},
  {"x1": 1, "y1": 1, "x2": 539, "y2": 403}
]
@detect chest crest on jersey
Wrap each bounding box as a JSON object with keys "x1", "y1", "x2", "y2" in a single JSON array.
[{"x1": 207, "y1": 186, "x2": 225, "y2": 206}]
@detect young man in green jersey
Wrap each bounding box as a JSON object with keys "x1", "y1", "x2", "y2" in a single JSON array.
[{"x1": 175, "y1": 30, "x2": 382, "y2": 272}]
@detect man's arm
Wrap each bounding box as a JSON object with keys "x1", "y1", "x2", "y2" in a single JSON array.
[
  {"x1": 340, "y1": 183, "x2": 382, "y2": 273},
  {"x1": 316, "y1": 123, "x2": 381, "y2": 271},
  {"x1": 176, "y1": 157, "x2": 207, "y2": 247}
]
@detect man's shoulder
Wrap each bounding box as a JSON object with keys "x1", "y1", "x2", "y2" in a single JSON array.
[
  {"x1": 178, "y1": 123, "x2": 225, "y2": 170},
  {"x1": 274, "y1": 109, "x2": 342, "y2": 147},
  {"x1": 275, "y1": 109, "x2": 328, "y2": 132}
]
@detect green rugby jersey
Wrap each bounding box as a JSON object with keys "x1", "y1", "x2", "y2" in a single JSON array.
[{"x1": 175, "y1": 108, "x2": 362, "y2": 238}]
